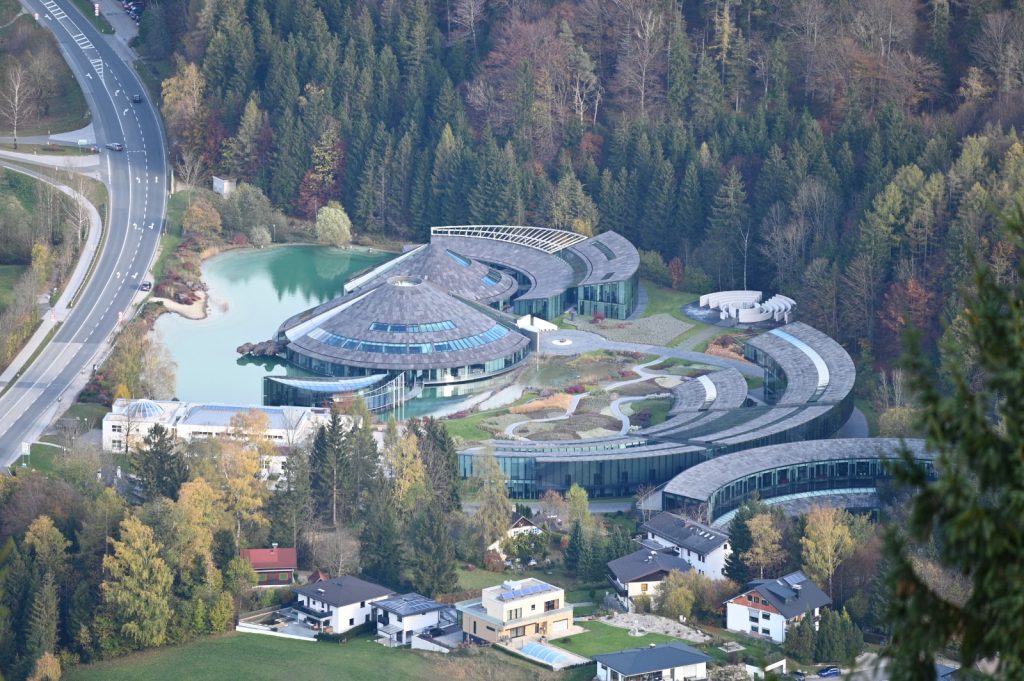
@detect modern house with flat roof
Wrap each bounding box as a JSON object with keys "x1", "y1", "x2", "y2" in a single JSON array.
[
  {"x1": 639, "y1": 513, "x2": 731, "y2": 579},
  {"x1": 459, "y1": 321, "x2": 857, "y2": 498},
  {"x1": 660, "y1": 438, "x2": 935, "y2": 525},
  {"x1": 593, "y1": 641, "x2": 712, "y2": 681},
  {"x1": 725, "y1": 570, "x2": 831, "y2": 643},
  {"x1": 371, "y1": 593, "x2": 450, "y2": 648},
  {"x1": 456, "y1": 578, "x2": 573, "y2": 644}
]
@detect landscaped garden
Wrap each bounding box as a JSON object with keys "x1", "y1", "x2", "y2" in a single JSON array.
[{"x1": 551, "y1": 620, "x2": 680, "y2": 657}]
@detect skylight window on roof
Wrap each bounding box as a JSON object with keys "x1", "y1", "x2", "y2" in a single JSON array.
[
  {"x1": 446, "y1": 249, "x2": 472, "y2": 267},
  {"x1": 482, "y1": 269, "x2": 503, "y2": 287},
  {"x1": 593, "y1": 240, "x2": 617, "y2": 260}
]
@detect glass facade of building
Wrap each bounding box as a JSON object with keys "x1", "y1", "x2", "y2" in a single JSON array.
[
  {"x1": 263, "y1": 373, "x2": 407, "y2": 411},
  {"x1": 575, "y1": 271, "x2": 640, "y2": 319},
  {"x1": 460, "y1": 448, "x2": 709, "y2": 499},
  {"x1": 285, "y1": 345, "x2": 529, "y2": 385},
  {"x1": 662, "y1": 456, "x2": 938, "y2": 522}
]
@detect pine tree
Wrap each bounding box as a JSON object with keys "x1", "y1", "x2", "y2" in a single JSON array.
[
  {"x1": 25, "y1": 572, "x2": 57, "y2": 665},
  {"x1": 784, "y1": 613, "x2": 816, "y2": 663},
  {"x1": 340, "y1": 398, "x2": 379, "y2": 519},
  {"x1": 408, "y1": 501, "x2": 457, "y2": 597},
  {"x1": 101, "y1": 516, "x2": 174, "y2": 649},
  {"x1": 566, "y1": 521, "x2": 585, "y2": 573},
  {"x1": 360, "y1": 475, "x2": 402, "y2": 586},
  {"x1": 724, "y1": 498, "x2": 768, "y2": 583},
  {"x1": 417, "y1": 418, "x2": 461, "y2": 513},
  {"x1": 132, "y1": 424, "x2": 189, "y2": 501}
]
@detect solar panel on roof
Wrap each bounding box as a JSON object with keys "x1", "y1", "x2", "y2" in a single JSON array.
[
  {"x1": 782, "y1": 571, "x2": 808, "y2": 587},
  {"x1": 497, "y1": 582, "x2": 552, "y2": 601}
]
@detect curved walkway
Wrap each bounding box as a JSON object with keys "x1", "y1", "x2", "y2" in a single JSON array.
[
  {"x1": 503, "y1": 392, "x2": 587, "y2": 438},
  {"x1": 539, "y1": 329, "x2": 760, "y2": 377}
]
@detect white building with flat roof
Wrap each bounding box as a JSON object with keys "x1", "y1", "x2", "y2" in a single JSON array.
[{"x1": 102, "y1": 400, "x2": 339, "y2": 471}]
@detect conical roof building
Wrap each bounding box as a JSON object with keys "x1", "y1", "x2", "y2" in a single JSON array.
[
  {"x1": 366, "y1": 242, "x2": 517, "y2": 306},
  {"x1": 277, "y1": 275, "x2": 530, "y2": 384}
]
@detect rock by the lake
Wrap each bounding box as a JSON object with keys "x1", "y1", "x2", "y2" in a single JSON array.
[{"x1": 237, "y1": 340, "x2": 281, "y2": 357}]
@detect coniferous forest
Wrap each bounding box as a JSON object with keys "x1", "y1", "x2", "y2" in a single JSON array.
[{"x1": 150, "y1": 0, "x2": 1022, "y2": 375}]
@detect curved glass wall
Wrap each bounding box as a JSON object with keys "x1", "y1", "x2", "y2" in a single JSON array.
[
  {"x1": 305, "y1": 323, "x2": 510, "y2": 355},
  {"x1": 662, "y1": 456, "x2": 938, "y2": 522}
]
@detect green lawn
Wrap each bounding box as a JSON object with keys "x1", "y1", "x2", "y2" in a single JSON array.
[
  {"x1": 628, "y1": 397, "x2": 672, "y2": 426},
  {"x1": 551, "y1": 620, "x2": 679, "y2": 657},
  {"x1": 641, "y1": 282, "x2": 699, "y2": 321},
  {"x1": 26, "y1": 439, "x2": 63, "y2": 475},
  {"x1": 458, "y1": 566, "x2": 607, "y2": 602},
  {"x1": 0, "y1": 264, "x2": 26, "y2": 314},
  {"x1": 65, "y1": 401, "x2": 110, "y2": 428},
  {"x1": 697, "y1": 625, "x2": 785, "y2": 666},
  {"x1": 65, "y1": 632, "x2": 592, "y2": 681}
]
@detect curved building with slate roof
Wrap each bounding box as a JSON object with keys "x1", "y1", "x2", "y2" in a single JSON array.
[
  {"x1": 276, "y1": 275, "x2": 531, "y2": 389},
  {"x1": 459, "y1": 321, "x2": 858, "y2": 499},
  {"x1": 345, "y1": 242, "x2": 518, "y2": 308}
]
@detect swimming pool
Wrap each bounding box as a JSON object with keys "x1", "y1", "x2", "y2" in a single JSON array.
[{"x1": 517, "y1": 641, "x2": 588, "y2": 670}]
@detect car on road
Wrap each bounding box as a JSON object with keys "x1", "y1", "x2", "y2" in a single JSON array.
[
  {"x1": 817, "y1": 667, "x2": 841, "y2": 678},
  {"x1": 131, "y1": 93, "x2": 142, "y2": 103},
  {"x1": 105, "y1": 142, "x2": 124, "y2": 152},
  {"x1": 139, "y1": 281, "x2": 152, "y2": 292},
  {"x1": 789, "y1": 672, "x2": 807, "y2": 681}
]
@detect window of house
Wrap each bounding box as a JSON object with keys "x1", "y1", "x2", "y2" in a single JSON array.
[
  {"x1": 531, "y1": 604, "x2": 536, "y2": 610},
  {"x1": 510, "y1": 626, "x2": 526, "y2": 638},
  {"x1": 472, "y1": 621, "x2": 477, "y2": 634},
  {"x1": 746, "y1": 594, "x2": 753, "y2": 602},
  {"x1": 752, "y1": 596, "x2": 760, "y2": 604},
  {"x1": 749, "y1": 615, "x2": 759, "y2": 624},
  {"x1": 278, "y1": 571, "x2": 289, "y2": 581},
  {"x1": 761, "y1": 627, "x2": 770, "y2": 635},
  {"x1": 360, "y1": 601, "x2": 366, "y2": 608},
  {"x1": 750, "y1": 625, "x2": 758, "y2": 633},
  {"x1": 762, "y1": 612, "x2": 770, "y2": 620},
  {"x1": 397, "y1": 615, "x2": 403, "y2": 622},
  {"x1": 641, "y1": 583, "x2": 648, "y2": 592},
  {"x1": 544, "y1": 599, "x2": 559, "y2": 612},
  {"x1": 258, "y1": 573, "x2": 268, "y2": 583},
  {"x1": 509, "y1": 608, "x2": 522, "y2": 620},
  {"x1": 349, "y1": 618, "x2": 354, "y2": 626},
  {"x1": 111, "y1": 425, "x2": 123, "y2": 433}
]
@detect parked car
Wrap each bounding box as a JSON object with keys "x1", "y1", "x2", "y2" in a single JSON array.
[
  {"x1": 105, "y1": 142, "x2": 124, "y2": 152},
  {"x1": 817, "y1": 667, "x2": 841, "y2": 678},
  {"x1": 139, "y1": 281, "x2": 152, "y2": 292},
  {"x1": 131, "y1": 93, "x2": 142, "y2": 103},
  {"x1": 527, "y1": 558, "x2": 538, "y2": 567},
  {"x1": 789, "y1": 672, "x2": 807, "y2": 681}
]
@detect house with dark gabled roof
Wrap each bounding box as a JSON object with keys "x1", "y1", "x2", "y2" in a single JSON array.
[
  {"x1": 593, "y1": 641, "x2": 711, "y2": 681},
  {"x1": 725, "y1": 570, "x2": 831, "y2": 643},
  {"x1": 607, "y1": 548, "x2": 692, "y2": 611},
  {"x1": 292, "y1": 575, "x2": 394, "y2": 634},
  {"x1": 640, "y1": 512, "x2": 731, "y2": 580}
]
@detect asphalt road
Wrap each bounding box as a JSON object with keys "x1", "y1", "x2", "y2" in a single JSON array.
[{"x1": 0, "y1": 0, "x2": 167, "y2": 467}]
